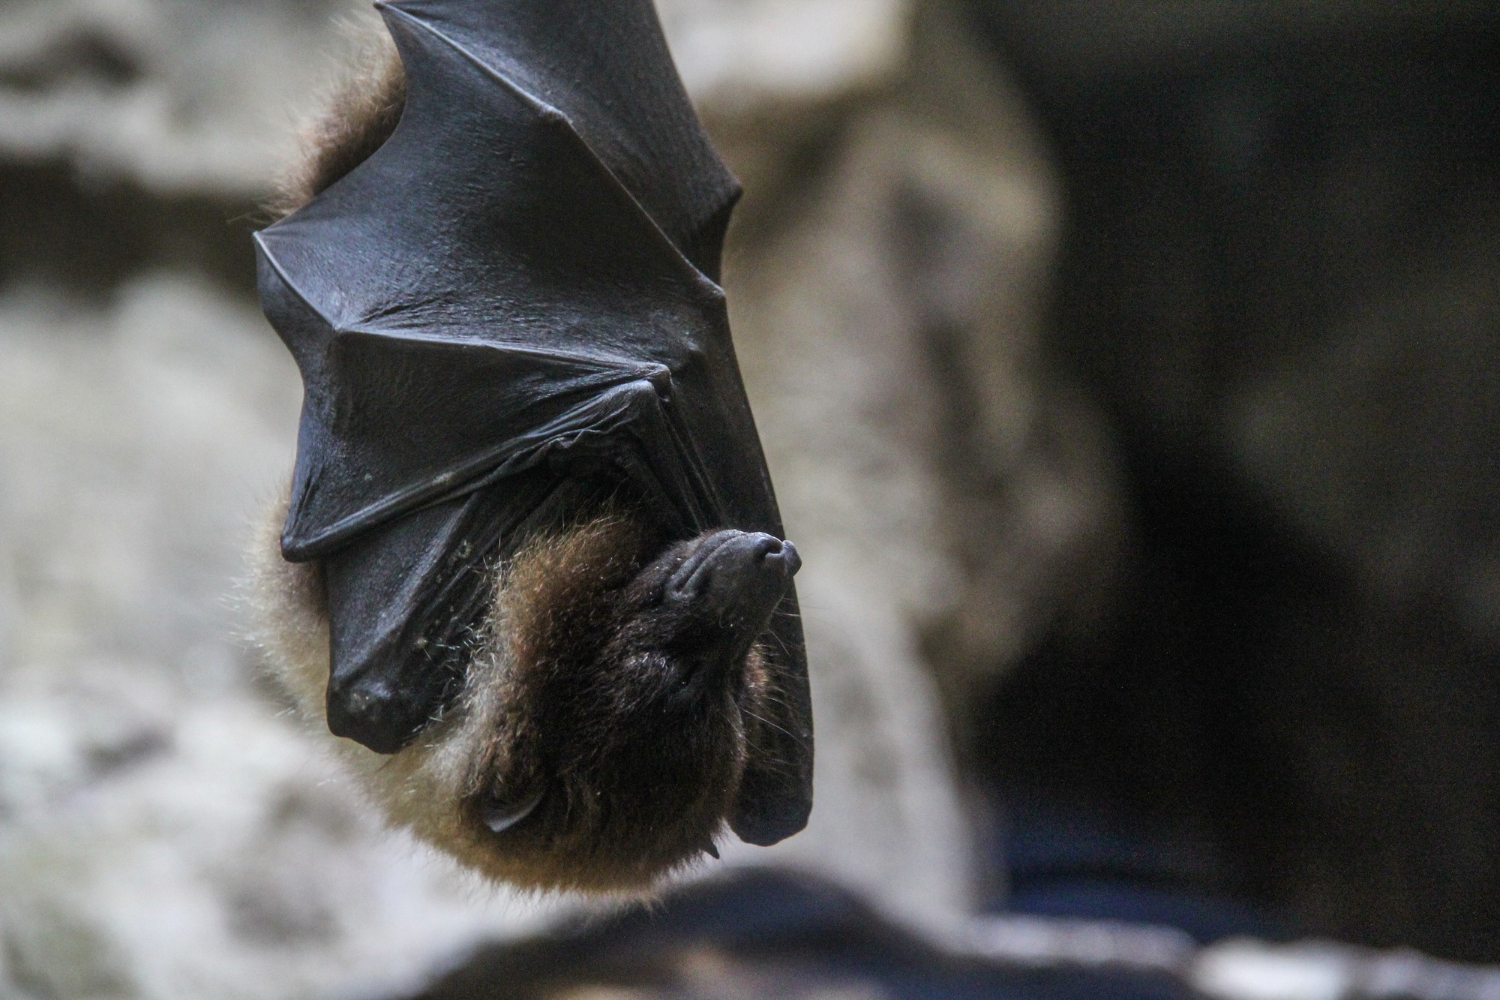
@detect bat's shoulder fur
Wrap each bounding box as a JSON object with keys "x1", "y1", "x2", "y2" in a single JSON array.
[{"x1": 268, "y1": 31, "x2": 406, "y2": 219}]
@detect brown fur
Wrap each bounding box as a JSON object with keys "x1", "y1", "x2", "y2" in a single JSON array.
[
  {"x1": 267, "y1": 31, "x2": 406, "y2": 219},
  {"x1": 249, "y1": 490, "x2": 774, "y2": 894}
]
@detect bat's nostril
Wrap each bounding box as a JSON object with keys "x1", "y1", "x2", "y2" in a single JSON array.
[
  {"x1": 750, "y1": 534, "x2": 781, "y2": 559},
  {"x1": 761, "y1": 538, "x2": 801, "y2": 579}
]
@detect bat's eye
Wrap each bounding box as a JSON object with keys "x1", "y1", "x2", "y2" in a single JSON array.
[
  {"x1": 640, "y1": 580, "x2": 670, "y2": 608},
  {"x1": 663, "y1": 650, "x2": 731, "y2": 704}
]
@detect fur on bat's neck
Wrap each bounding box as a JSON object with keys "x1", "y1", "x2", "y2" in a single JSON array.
[
  {"x1": 267, "y1": 31, "x2": 405, "y2": 219},
  {"x1": 249, "y1": 491, "x2": 774, "y2": 893}
]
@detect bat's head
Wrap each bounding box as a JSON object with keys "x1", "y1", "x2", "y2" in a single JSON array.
[{"x1": 467, "y1": 515, "x2": 800, "y2": 888}]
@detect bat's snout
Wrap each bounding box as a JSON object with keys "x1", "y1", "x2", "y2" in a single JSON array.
[
  {"x1": 666, "y1": 530, "x2": 799, "y2": 606},
  {"x1": 655, "y1": 529, "x2": 800, "y2": 675},
  {"x1": 759, "y1": 536, "x2": 801, "y2": 580}
]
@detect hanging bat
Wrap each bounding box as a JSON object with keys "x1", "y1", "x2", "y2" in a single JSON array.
[{"x1": 249, "y1": 0, "x2": 812, "y2": 892}]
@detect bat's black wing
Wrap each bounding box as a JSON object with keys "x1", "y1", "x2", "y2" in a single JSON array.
[{"x1": 254, "y1": 0, "x2": 810, "y2": 846}]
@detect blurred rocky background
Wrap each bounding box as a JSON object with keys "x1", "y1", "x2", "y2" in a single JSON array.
[{"x1": 0, "y1": 0, "x2": 1498, "y2": 998}]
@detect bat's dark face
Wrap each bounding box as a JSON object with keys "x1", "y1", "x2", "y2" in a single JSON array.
[{"x1": 463, "y1": 517, "x2": 800, "y2": 888}]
